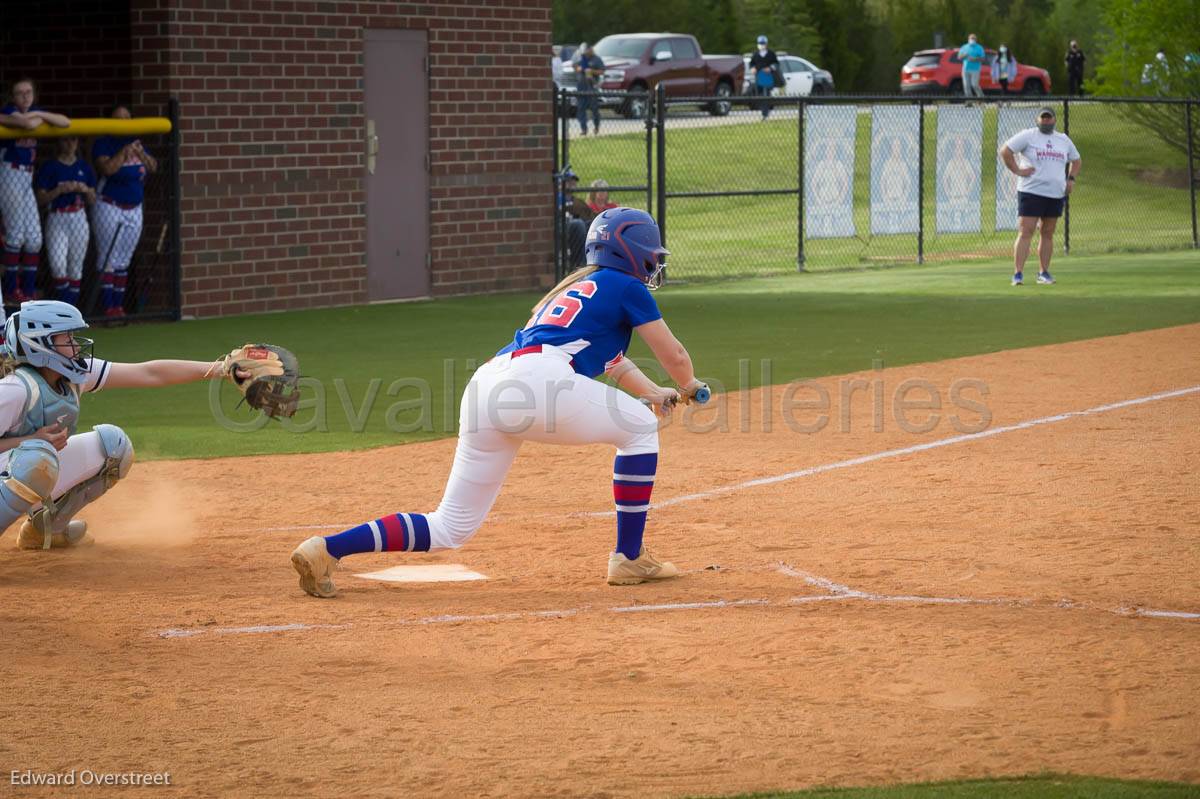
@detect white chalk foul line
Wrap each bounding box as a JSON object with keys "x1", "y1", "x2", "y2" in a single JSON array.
[
  {"x1": 583, "y1": 384, "x2": 1200, "y2": 517},
  {"x1": 153, "y1": 561, "x2": 1197, "y2": 639}
]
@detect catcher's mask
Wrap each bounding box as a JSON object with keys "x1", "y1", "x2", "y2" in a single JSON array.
[
  {"x1": 584, "y1": 207, "x2": 669, "y2": 289},
  {"x1": 2, "y1": 301, "x2": 94, "y2": 384}
]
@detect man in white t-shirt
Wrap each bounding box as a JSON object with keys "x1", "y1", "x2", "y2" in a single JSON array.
[{"x1": 998, "y1": 107, "x2": 1081, "y2": 285}]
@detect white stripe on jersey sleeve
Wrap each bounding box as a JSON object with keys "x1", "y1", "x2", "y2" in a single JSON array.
[{"x1": 84, "y1": 358, "x2": 111, "y2": 393}]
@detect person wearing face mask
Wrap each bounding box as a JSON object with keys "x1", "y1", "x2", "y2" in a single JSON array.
[
  {"x1": 1065, "y1": 40, "x2": 1086, "y2": 96},
  {"x1": 998, "y1": 107, "x2": 1081, "y2": 286},
  {"x1": 748, "y1": 34, "x2": 780, "y2": 120},
  {"x1": 992, "y1": 45, "x2": 1017, "y2": 95},
  {"x1": 957, "y1": 33, "x2": 986, "y2": 98}
]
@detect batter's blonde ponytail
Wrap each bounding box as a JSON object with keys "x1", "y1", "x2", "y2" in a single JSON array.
[
  {"x1": 533, "y1": 265, "x2": 598, "y2": 313},
  {"x1": 0, "y1": 354, "x2": 18, "y2": 379}
]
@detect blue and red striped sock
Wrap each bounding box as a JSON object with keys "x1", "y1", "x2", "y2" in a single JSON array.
[
  {"x1": 2, "y1": 250, "x2": 19, "y2": 296},
  {"x1": 323, "y1": 513, "x2": 431, "y2": 559},
  {"x1": 613, "y1": 452, "x2": 657, "y2": 560},
  {"x1": 20, "y1": 252, "x2": 38, "y2": 296},
  {"x1": 113, "y1": 268, "x2": 127, "y2": 307}
]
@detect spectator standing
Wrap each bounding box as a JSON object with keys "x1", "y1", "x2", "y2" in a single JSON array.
[
  {"x1": 586, "y1": 178, "x2": 619, "y2": 215},
  {"x1": 1065, "y1": 40, "x2": 1086, "y2": 95},
  {"x1": 748, "y1": 35, "x2": 780, "y2": 119},
  {"x1": 0, "y1": 78, "x2": 70, "y2": 306},
  {"x1": 998, "y1": 107, "x2": 1081, "y2": 287},
  {"x1": 574, "y1": 43, "x2": 605, "y2": 136},
  {"x1": 957, "y1": 34, "x2": 986, "y2": 98},
  {"x1": 992, "y1": 45, "x2": 1017, "y2": 95},
  {"x1": 92, "y1": 104, "x2": 157, "y2": 319},
  {"x1": 35, "y1": 136, "x2": 95, "y2": 308}
]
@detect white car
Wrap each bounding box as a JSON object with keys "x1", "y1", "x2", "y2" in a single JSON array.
[{"x1": 741, "y1": 54, "x2": 835, "y2": 97}]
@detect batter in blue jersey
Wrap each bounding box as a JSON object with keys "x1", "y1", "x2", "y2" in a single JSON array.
[
  {"x1": 291, "y1": 207, "x2": 711, "y2": 598},
  {"x1": 499, "y1": 265, "x2": 662, "y2": 377}
]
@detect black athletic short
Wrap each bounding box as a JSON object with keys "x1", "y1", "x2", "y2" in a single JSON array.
[{"x1": 1017, "y1": 191, "x2": 1065, "y2": 218}]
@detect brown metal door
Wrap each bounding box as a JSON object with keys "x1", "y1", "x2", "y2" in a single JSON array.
[{"x1": 365, "y1": 29, "x2": 429, "y2": 300}]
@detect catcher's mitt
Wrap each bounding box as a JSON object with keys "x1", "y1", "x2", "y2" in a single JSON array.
[{"x1": 217, "y1": 344, "x2": 301, "y2": 418}]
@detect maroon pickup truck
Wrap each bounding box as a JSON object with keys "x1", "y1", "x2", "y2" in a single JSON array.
[{"x1": 594, "y1": 33, "x2": 745, "y2": 118}]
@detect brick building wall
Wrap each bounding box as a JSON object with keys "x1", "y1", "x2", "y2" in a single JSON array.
[
  {"x1": 7, "y1": 1, "x2": 555, "y2": 318},
  {"x1": 139, "y1": 0, "x2": 555, "y2": 317}
]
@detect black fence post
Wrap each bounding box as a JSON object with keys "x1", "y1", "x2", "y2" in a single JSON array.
[
  {"x1": 552, "y1": 88, "x2": 563, "y2": 282},
  {"x1": 168, "y1": 97, "x2": 182, "y2": 320},
  {"x1": 797, "y1": 99, "x2": 805, "y2": 271},
  {"x1": 917, "y1": 99, "x2": 925, "y2": 265},
  {"x1": 1188, "y1": 100, "x2": 1198, "y2": 249},
  {"x1": 655, "y1": 83, "x2": 666, "y2": 244},
  {"x1": 645, "y1": 90, "x2": 654, "y2": 216},
  {"x1": 1063, "y1": 96, "x2": 1070, "y2": 255}
]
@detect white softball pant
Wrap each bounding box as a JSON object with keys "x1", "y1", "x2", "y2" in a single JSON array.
[
  {"x1": 424, "y1": 345, "x2": 659, "y2": 550},
  {"x1": 45, "y1": 210, "x2": 90, "y2": 281},
  {"x1": 0, "y1": 167, "x2": 41, "y2": 252},
  {"x1": 0, "y1": 430, "x2": 109, "y2": 510},
  {"x1": 92, "y1": 199, "x2": 142, "y2": 271}
]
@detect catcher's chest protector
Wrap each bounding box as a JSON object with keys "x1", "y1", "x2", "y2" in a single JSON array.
[{"x1": 5, "y1": 366, "x2": 81, "y2": 438}]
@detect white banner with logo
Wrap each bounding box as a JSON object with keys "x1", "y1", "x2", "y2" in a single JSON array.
[
  {"x1": 804, "y1": 105, "x2": 857, "y2": 239},
  {"x1": 869, "y1": 105, "x2": 920, "y2": 235},
  {"x1": 935, "y1": 105, "x2": 982, "y2": 233},
  {"x1": 995, "y1": 107, "x2": 1029, "y2": 231}
]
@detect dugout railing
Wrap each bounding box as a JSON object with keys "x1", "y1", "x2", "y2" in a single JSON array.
[
  {"x1": 553, "y1": 87, "x2": 1199, "y2": 282},
  {"x1": 0, "y1": 99, "x2": 181, "y2": 322}
]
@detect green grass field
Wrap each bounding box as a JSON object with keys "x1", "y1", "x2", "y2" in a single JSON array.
[
  {"x1": 564, "y1": 102, "x2": 1194, "y2": 277},
  {"x1": 699, "y1": 774, "x2": 1200, "y2": 798},
  {"x1": 83, "y1": 250, "x2": 1199, "y2": 460}
]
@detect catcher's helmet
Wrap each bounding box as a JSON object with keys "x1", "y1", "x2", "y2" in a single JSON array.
[
  {"x1": 2, "y1": 300, "x2": 94, "y2": 384},
  {"x1": 584, "y1": 207, "x2": 669, "y2": 289}
]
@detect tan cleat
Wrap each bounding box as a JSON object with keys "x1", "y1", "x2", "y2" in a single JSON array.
[
  {"x1": 291, "y1": 536, "x2": 339, "y2": 598},
  {"x1": 16, "y1": 520, "x2": 92, "y2": 550},
  {"x1": 607, "y1": 546, "x2": 680, "y2": 585}
]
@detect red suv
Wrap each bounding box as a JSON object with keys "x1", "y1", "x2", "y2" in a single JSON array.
[{"x1": 900, "y1": 48, "x2": 1050, "y2": 95}]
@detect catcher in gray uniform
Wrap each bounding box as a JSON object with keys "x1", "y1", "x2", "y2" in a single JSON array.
[{"x1": 0, "y1": 300, "x2": 298, "y2": 550}]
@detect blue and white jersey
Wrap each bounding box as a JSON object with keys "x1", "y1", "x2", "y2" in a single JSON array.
[
  {"x1": 498, "y1": 267, "x2": 662, "y2": 378},
  {"x1": 36, "y1": 157, "x2": 96, "y2": 211},
  {"x1": 93, "y1": 135, "x2": 148, "y2": 206},
  {"x1": 0, "y1": 103, "x2": 42, "y2": 168}
]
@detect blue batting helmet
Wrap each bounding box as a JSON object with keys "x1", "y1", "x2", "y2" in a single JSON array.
[{"x1": 585, "y1": 207, "x2": 669, "y2": 288}]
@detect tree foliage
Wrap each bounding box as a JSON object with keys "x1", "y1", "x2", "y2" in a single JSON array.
[{"x1": 1090, "y1": 0, "x2": 1199, "y2": 157}]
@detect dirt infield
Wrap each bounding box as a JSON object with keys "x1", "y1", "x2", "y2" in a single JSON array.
[{"x1": 3, "y1": 325, "x2": 1198, "y2": 798}]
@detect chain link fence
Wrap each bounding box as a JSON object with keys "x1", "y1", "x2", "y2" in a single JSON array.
[
  {"x1": 554, "y1": 88, "x2": 1199, "y2": 281},
  {"x1": 0, "y1": 100, "x2": 180, "y2": 322}
]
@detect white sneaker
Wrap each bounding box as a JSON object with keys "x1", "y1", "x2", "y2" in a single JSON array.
[
  {"x1": 607, "y1": 546, "x2": 680, "y2": 585},
  {"x1": 291, "y1": 536, "x2": 339, "y2": 598}
]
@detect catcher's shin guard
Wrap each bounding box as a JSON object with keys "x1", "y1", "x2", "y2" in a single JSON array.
[
  {"x1": 25, "y1": 424, "x2": 133, "y2": 548},
  {"x1": 0, "y1": 440, "x2": 60, "y2": 542}
]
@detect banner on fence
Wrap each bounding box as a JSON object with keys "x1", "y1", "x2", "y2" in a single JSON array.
[
  {"x1": 995, "y1": 107, "x2": 1029, "y2": 231},
  {"x1": 935, "y1": 106, "x2": 983, "y2": 234},
  {"x1": 805, "y1": 105, "x2": 857, "y2": 239},
  {"x1": 870, "y1": 105, "x2": 920, "y2": 235}
]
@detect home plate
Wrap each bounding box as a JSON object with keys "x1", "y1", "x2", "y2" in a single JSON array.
[{"x1": 354, "y1": 564, "x2": 488, "y2": 583}]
